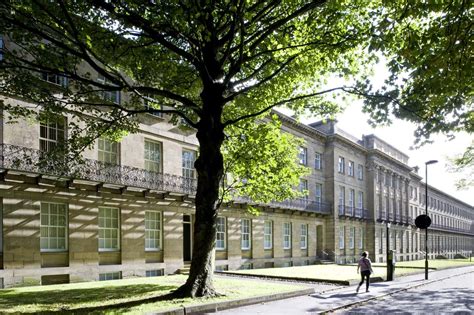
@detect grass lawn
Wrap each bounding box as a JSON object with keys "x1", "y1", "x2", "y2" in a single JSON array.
[
  {"x1": 226, "y1": 259, "x2": 474, "y2": 283},
  {"x1": 225, "y1": 264, "x2": 422, "y2": 282},
  {"x1": 0, "y1": 275, "x2": 308, "y2": 314},
  {"x1": 373, "y1": 258, "x2": 474, "y2": 269}
]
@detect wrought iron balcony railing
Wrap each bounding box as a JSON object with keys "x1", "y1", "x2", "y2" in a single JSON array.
[
  {"x1": 0, "y1": 144, "x2": 333, "y2": 214},
  {"x1": 338, "y1": 205, "x2": 370, "y2": 220},
  {"x1": 429, "y1": 223, "x2": 474, "y2": 236},
  {"x1": 0, "y1": 144, "x2": 197, "y2": 194},
  {"x1": 235, "y1": 196, "x2": 332, "y2": 215}
]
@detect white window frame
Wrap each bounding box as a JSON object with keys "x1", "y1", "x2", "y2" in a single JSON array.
[
  {"x1": 283, "y1": 222, "x2": 291, "y2": 249},
  {"x1": 145, "y1": 211, "x2": 162, "y2": 251},
  {"x1": 358, "y1": 191, "x2": 363, "y2": 209},
  {"x1": 241, "y1": 219, "x2": 251, "y2": 250},
  {"x1": 40, "y1": 117, "x2": 66, "y2": 153},
  {"x1": 338, "y1": 186, "x2": 345, "y2": 211},
  {"x1": 264, "y1": 220, "x2": 273, "y2": 249},
  {"x1": 299, "y1": 179, "x2": 308, "y2": 200},
  {"x1": 144, "y1": 139, "x2": 162, "y2": 173},
  {"x1": 299, "y1": 146, "x2": 307, "y2": 165},
  {"x1": 349, "y1": 227, "x2": 355, "y2": 249},
  {"x1": 182, "y1": 149, "x2": 196, "y2": 179},
  {"x1": 40, "y1": 202, "x2": 68, "y2": 252},
  {"x1": 348, "y1": 161, "x2": 354, "y2": 176},
  {"x1": 98, "y1": 207, "x2": 120, "y2": 251},
  {"x1": 99, "y1": 272, "x2": 121, "y2": 281},
  {"x1": 97, "y1": 74, "x2": 120, "y2": 104},
  {"x1": 338, "y1": 156, "x2": 345, "y2": 173},
  {"x1": 300, "y1": 224, "x2": 308, "y2": 249},
  {"x1": 357, "y1": 164, "x2": 364, "y2": 180},
  {"x1": 314, "y1": 152, "x2": 322, "y2": 170},
  {"x1": 98, "y1": 138, "x2": 119, "y2": 165},
  {"x1": 144, "y1": 95, "x2": 163, "y2": 118},
  {"x1": 339, "y1": 227, "x2": 345, "y2": 249},
  {"x1": 41, "y1": 72, "x2": 68, "y2": 87},
  {"x1": 216, "y1": 217, "x2": 226, "y2": 250},
  {"x1": 315, "y1": 183, "x2": 322, "y2": 205},
  {"x1": 349, "y1": 189, "x2": 355, "y2": 210}
]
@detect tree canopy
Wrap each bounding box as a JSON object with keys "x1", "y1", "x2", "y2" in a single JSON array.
[{"x1": 0, "y1": 0, "x2": 471, "y2": 298}]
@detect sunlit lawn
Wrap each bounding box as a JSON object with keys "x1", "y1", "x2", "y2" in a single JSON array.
[
  {"x1": 0, "y1": 275, "x2": 309, "y2": 314},
  {"x1": 374, "y1": 258, "x2": 474, "y2": 269},
  {"x1": 226, "y1": 259, "x2": 474, "y2": 283},
  {"x1": 225, "y1": 264, "x2": 421, "y2": 282}
]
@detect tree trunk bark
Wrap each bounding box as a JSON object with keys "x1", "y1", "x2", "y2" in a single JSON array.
[{"x1": 172, "y1": 85, "x2": 225, "y2": 298}]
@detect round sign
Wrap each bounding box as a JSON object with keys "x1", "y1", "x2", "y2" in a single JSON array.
[{"x1": 415, "y1": 214, "x2": 432, "y2": 229}]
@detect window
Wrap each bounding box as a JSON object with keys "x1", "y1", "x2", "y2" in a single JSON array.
[
  {"x1": 98, "y1": 207, "x2": 120, "y2": 251},
  {"x1": 144, "y1": 95, "x2": 163, "y2": 118},
  {"x1": 315, "y1": 183, "x2": 322, "y2": 205},
  {"x1": 144, "y1": 139, "x2": 162, "y2": 173},
  {"x1": 145, "y1": 211, "x2": 161, "y2": 250},
  {"x1": 0, "y1": 35, "x2": 3, "y2": 61},
  {"x1": 146, "y1": 269, "x2": 164, "y2": 277},
  {"x1": 299, "y1": 179, "x2": 308, "y2": 200},
  {"x1": 314, "y1": 152, "x2": 322, "y2": 169},
  {"x1": 97, "y1": 74, "x2": 120, "y2": 104},
  {"x1": 40, "y1": 117, "x2": 66, "y2": 153},
  {"x1": 348, "y1": 161, "x2": 354, "y2": 176},
  {"x1": 98, "y1": 138, "x2": 119, "y2": 165},
  {"x1": 357, "y1": 191, "x2": 363, "y2": 209},
  {"x1": 241, "y1": 219, "x2": 251, "y2": 250},
  {"x1": 338, "y1": 156, "x2": 345, "y2": 173},
  {"x1": 349, "y1": 227, "x2": 355, "y2": 249},
  {"x1": 338, "y1": 186, "x2": 345, "y2": 212},
  {"x1": 299, "y1": 147, "x2": 307, "y2": 165},
  {"x1": 264, "y1": 221, "x2": 273, "y2": 249},
  {"x1": 99, "y1": 272, "x2": 121, "y2": 281},
  {"x1": 357, "y1": 164, "x2": 363, "y2": 180},
  {"x1": 300, "y1": 224, "x2": 308, "y2": 249},
  {"x1": 216, "y1": 217, "x2": 226, "y2": 250},
  {"x1": 359, "y1": 227, "x2": 364, "y2": 249},
  {"x1": 338, "y1": 227, "x2": 345, "y2": 249},
  {"x1": 40, "y1": 202, "x2": 67, "y2": 251},
  {"x1": 41, "y1": 72, "x2": 68, "y2": 87},
  {"x1": 349, "y1": 189, "x2": 355, "y2": 211},
  {"x1": 283, "y1": 222, "x2": 291, "y2": 249},
  {"x1": 182, "y1": 150, "x2": 196, "y2": 179}
]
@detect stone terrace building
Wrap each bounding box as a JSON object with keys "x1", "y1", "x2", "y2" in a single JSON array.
[
  {"x1": 0, "y1": 35, "x2": 472, "y2": 287},
  {"x1": 1, "y1": 97, "x2": 473, "y2": 288}
]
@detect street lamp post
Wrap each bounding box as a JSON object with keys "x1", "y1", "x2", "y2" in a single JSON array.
[
  {"x1": 425, "y1": 159, "x2": 438, "y2": 280},
  {"x1": 386, "y1": 222, "x2": 391, "y2": 281}
]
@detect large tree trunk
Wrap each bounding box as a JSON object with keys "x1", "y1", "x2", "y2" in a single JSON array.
[{"x1": 172, "y1": 84, "x2": 225, "y2": 298}]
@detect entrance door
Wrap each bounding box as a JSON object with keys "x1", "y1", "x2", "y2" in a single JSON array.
[
  {"x1": 316, "y1": 225, "x2": 324, "y2": 258},
  {"x1": 183, "y1": 215, "x2": 192, "y2": 261}
]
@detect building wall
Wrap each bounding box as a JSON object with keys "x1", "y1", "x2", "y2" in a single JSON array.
[{"x1": 0, "y1": 99, "x2": 472, "y2": 288}]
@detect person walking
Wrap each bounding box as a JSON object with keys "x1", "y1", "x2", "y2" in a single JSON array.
[{"x1": 356, "y1": 251, "x2": 374, "y2": 293}]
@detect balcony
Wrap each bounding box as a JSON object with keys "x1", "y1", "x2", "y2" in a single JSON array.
[
  {"x1": 0, "y1": 144, "x2": 197, "y2": 195},
  {"x1": 236, "y1": 196, "x2": 332, "y2": 215},
  {"x1": 338, "y1": 205, "x2": 370, "y2": 220},
  {"x1": 0, "y1": 144, "x2": 332, "y2": 214},
  {"x1": 429, "y1": 223, "x2": 474, "y2": 236}
]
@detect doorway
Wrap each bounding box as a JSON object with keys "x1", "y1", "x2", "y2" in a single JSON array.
[{"x1": 183, "y1": 215, "x2": 192, "y2": 262}]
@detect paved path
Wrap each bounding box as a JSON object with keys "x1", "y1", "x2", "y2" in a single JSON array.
[
  {"x1": 339, "y1": 270, "x2": 474, "y2": 314},
  {"x1": 208, "y1": 266, "x2": 474, "y2": 315}
]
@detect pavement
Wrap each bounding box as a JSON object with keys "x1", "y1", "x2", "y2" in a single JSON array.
[{"x1": 182, "y1": 265, "x2": 474, "y2": 315}]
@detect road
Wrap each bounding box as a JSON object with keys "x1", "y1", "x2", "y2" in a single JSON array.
[{"x1": 206, "y1": 266, "x2": 474, "y2": 315}]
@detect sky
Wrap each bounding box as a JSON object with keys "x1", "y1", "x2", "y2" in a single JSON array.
[{"x1": 300, "y1": 103, "x2": 473, "y2": 206}]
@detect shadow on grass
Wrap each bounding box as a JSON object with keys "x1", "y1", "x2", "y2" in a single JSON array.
[{"x1": 0, "y1": 284, "x2": 177, "y2": 314}]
